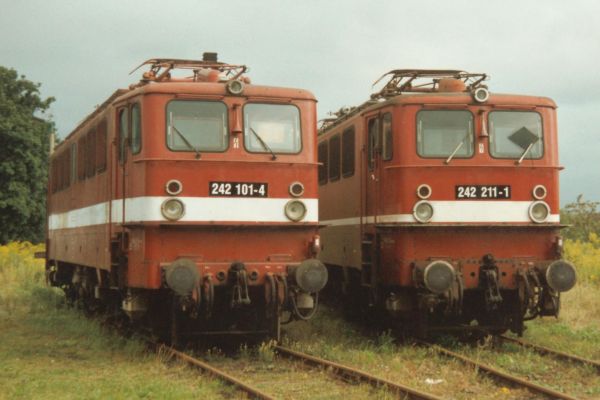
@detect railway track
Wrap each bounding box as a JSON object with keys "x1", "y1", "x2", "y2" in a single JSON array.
[
  {"x1": 152, "y1": 340, "x2": 442, "y2": 399},
  {"x1": 274, "y1": 345, "x2": 443, "y2": 400},
  {"x1": 156, "y1": 343, "x2": 276, "y2": 400},
  {"x1": 419, "y1": 340, "x2": 578, "y2": 400},
  {"x1": 498, "y1": 334, "x2": 600, "y2": 373}
]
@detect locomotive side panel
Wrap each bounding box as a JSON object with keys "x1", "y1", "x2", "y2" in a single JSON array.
[
  {"x1": 48, "y1": 111, "x2": 114, "y2": 272},
  {"x1": 318, "y1": 122, "x2": 363, "y2": 270}
]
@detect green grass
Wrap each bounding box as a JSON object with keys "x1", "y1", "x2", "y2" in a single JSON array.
[{"x1": 0, "y1": 242, "x2": 229, "y2": 400}]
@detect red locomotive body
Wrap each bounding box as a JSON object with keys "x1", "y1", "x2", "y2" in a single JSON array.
[
  {"x1": 46, "y1": 55, "x2": 327, "y2": 342},
  {"x1": 318, "y1": 70, "x2": 576, "y2": 335}
]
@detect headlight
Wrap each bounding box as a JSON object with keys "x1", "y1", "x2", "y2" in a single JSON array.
[
  {"x1": 285, "y1": 200, "x2": 307, "y2": 222},
  {"x1": 165, "y1": 179, "x2": 183, "y2": 196},
  {"x1": 161, "y1": 198, "x2": 185, "y2": 221},
  {"x1": 533, "y1": 185, "x2": 547, "y2": 200},
  {"x1": 413, "y1": 200, "x2": 434, "y2": 223},
  {"x1": 472, "y1": 87, "x2": 490, "y2": 103},
  {"x1": 417, "y1": 184, "x2": 432, "y2": 199},
  {"x1": 226, "y1": 80, "x2": 244, "y2": 95},
  {"x1": 528, "y1": 201, "x2": 550, "y2": 223},
  {"x1": 423, "y1": 261, "x2": 455, "y2": 294},
  {"x1": 545, "y1": 260, "x2": 577, "y2": 292},
  {"x1": 289, "y1": 181, "x2": 305, "y2": 197},
  {"x1": 290, "y1": 258, "x2": 328, "y2": 293}
]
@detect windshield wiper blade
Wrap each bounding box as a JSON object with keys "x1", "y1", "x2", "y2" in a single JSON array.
[
  {"x1": 171, "y1": 124, "x2": 201, "y2": 159},
  {"x1": 445, "y1": 135, "x2": 469, "y2": 165},
  {"x1": 250, "y1": 127, "x2": 277, "y2": 160},
  {"x1": 509, "y1": 126, "x2": 539, "y2": 165},
  {"x1": 516, "y1": 142, "x2": 534, "y2": 165}
]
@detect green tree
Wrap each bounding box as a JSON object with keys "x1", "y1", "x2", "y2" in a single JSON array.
[
  {"x1": 560, "y1": 195, "x2": 600, "y2": 242},
  {"x1": 0, "y1": 66, "x2": 54, "y2": 244}
]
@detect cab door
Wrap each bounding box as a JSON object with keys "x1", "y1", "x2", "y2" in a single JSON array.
[
  {"x1": 364, "y1": 115, "x2": 380, "y2": 223},
  {"x1": 361, "y1": 114, "x2": 381, "y2": 294},
  {"x1": 362, "y1": 112, "x2": 393, "y2": 296},
  {"x1": 114, "y1": 104, "x2": 141, "y2": 227},
  {"x1": 112, "y1": 104, "x2": 142, "y2": 286}
]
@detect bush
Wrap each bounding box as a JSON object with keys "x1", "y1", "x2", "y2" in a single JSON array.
[
  {"x1": 561, "y1": 198, "x2": 600, "y2": 241},
  {"x1": 564, "y1": 234, "x2": 600, "y2": 286},
  {"x1": 0, "y1": 241, "x2": 63, "y2": 315}
]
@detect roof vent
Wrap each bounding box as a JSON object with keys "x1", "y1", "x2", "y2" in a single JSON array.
[{"x1": 203, "y1": 52, "x2": 218, "y2": 62}]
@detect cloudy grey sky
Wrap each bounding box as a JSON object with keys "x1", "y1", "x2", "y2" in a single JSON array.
[{"x1": 1, "y1": 0, "x2": 598, "y2": 205}]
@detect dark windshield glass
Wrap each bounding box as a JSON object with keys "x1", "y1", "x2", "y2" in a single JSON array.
[
  {"x1": 166, "y1": 101, "x2": 228, "y2": 152},
  {"x1": 243, "y1": 104, "x2": 301, "y2": 154},
  {"x1": 489, "y1": 111, "x2": 543, "y2": 159},
  {"x1": 417, "y1": 110, "x2": 474, "y2": 158}
]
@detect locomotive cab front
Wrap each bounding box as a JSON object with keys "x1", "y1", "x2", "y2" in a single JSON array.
[
  {"x1": 46, "y1": 55, "x2": 327, "y2": 344},
  {"x1": 318, "y1": 70, "x2": 576, "y2": 336}
]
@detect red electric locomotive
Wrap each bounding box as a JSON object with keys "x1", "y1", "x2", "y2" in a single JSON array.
[
  {"x1": 46, "y1": 53, "x2": 327, "y2": 343},
  {"x1": 318, "y1": 70, "x2": 576, "y2": 336}
]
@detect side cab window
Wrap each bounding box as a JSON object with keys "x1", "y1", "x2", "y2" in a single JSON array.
[
  {"x1": 118, "y1": 108, "x2": 128, "y2": 163},
  {"x1": 131, "y1": 103, "x2": 141, "y2": 154},
  {"x1": 382, "y1": 113, "x2": 393, "y2": 161},
  {"x1": 367, "y1": 118, "x2": 379, "y2": 171}
]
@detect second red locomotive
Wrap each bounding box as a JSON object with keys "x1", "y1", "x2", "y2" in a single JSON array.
[
  {"x1": 46, "y1": 54, "x2": 327, "y2": 343},
  {"x1": 318, "y1": 70, "x2": 576, "y2": 336}
]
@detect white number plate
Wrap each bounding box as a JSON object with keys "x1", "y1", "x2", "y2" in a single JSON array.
[
  {"x1": 209, "y1": 181, "x2": 268, "y2": 197},
  {"x1": 455, "y1": 185, "x2": 511, "y2": 199}
]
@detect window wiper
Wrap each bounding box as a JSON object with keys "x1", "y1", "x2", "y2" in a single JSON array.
[
  {"x1": 250, "y1": 127, "x2": 277, "y2": 160},
  {"x1": 509, "y1": 126, "x2": 539, "y2": 165},
  {"x1": 445, "y1": 134, "x2": 469, "y2": 164},
  {"x1": 171, "y1": 124, "x2": 201, "y2": 159},
  {"x1": 516, "y1": 142, "x2": 534, "y2": 165}
]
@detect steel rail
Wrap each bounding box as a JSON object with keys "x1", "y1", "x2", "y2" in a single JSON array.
[
  {"x1": 157, "y1": 344, "x2": 275, "y2": 400},
  {"x1": 499, "y1": 334, "x2": 600, "y2": 372},
  {"x1": 419, "y1": 341, "x2": 577, "y2": 400},
  {"x1": 274, "y1": 345, "x2": 443, "y2": 400}
]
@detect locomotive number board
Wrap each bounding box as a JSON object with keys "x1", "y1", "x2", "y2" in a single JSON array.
[
  {"x1": 209, "y1": 181, "x2": 268, "y2": 197},
  {"x1": 455, "y1": 185, "x2": 511, "y2": 199}
]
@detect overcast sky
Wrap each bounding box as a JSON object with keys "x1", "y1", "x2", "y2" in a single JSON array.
[{"x1": 1, "y1": 0, "x2": 598, "y2": 205}]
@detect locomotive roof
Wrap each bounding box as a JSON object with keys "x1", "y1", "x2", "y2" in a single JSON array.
[
  {"x1": 116, "y1": 81, "x2": 316, "y2": 102},
  {"x1": 319, "y1": 92, "x2": 556, "y2": 134},
  {"x1": 383, "y1": 92, "x2": 556, "y2": 107}
]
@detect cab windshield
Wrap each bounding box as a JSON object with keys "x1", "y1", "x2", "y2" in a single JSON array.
[
  {"x1": 243, "y1": 104, "x2": 301, "y2": 154},
  {"x1": 166, "y1": 100, "x2": 228, "y2": 152},
  {"x1": 488, "y1": 111, "x2": 543, "y2": 159},
  {"x1": 417, "y1": 110, "x2": 474, "y2": 158}
]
